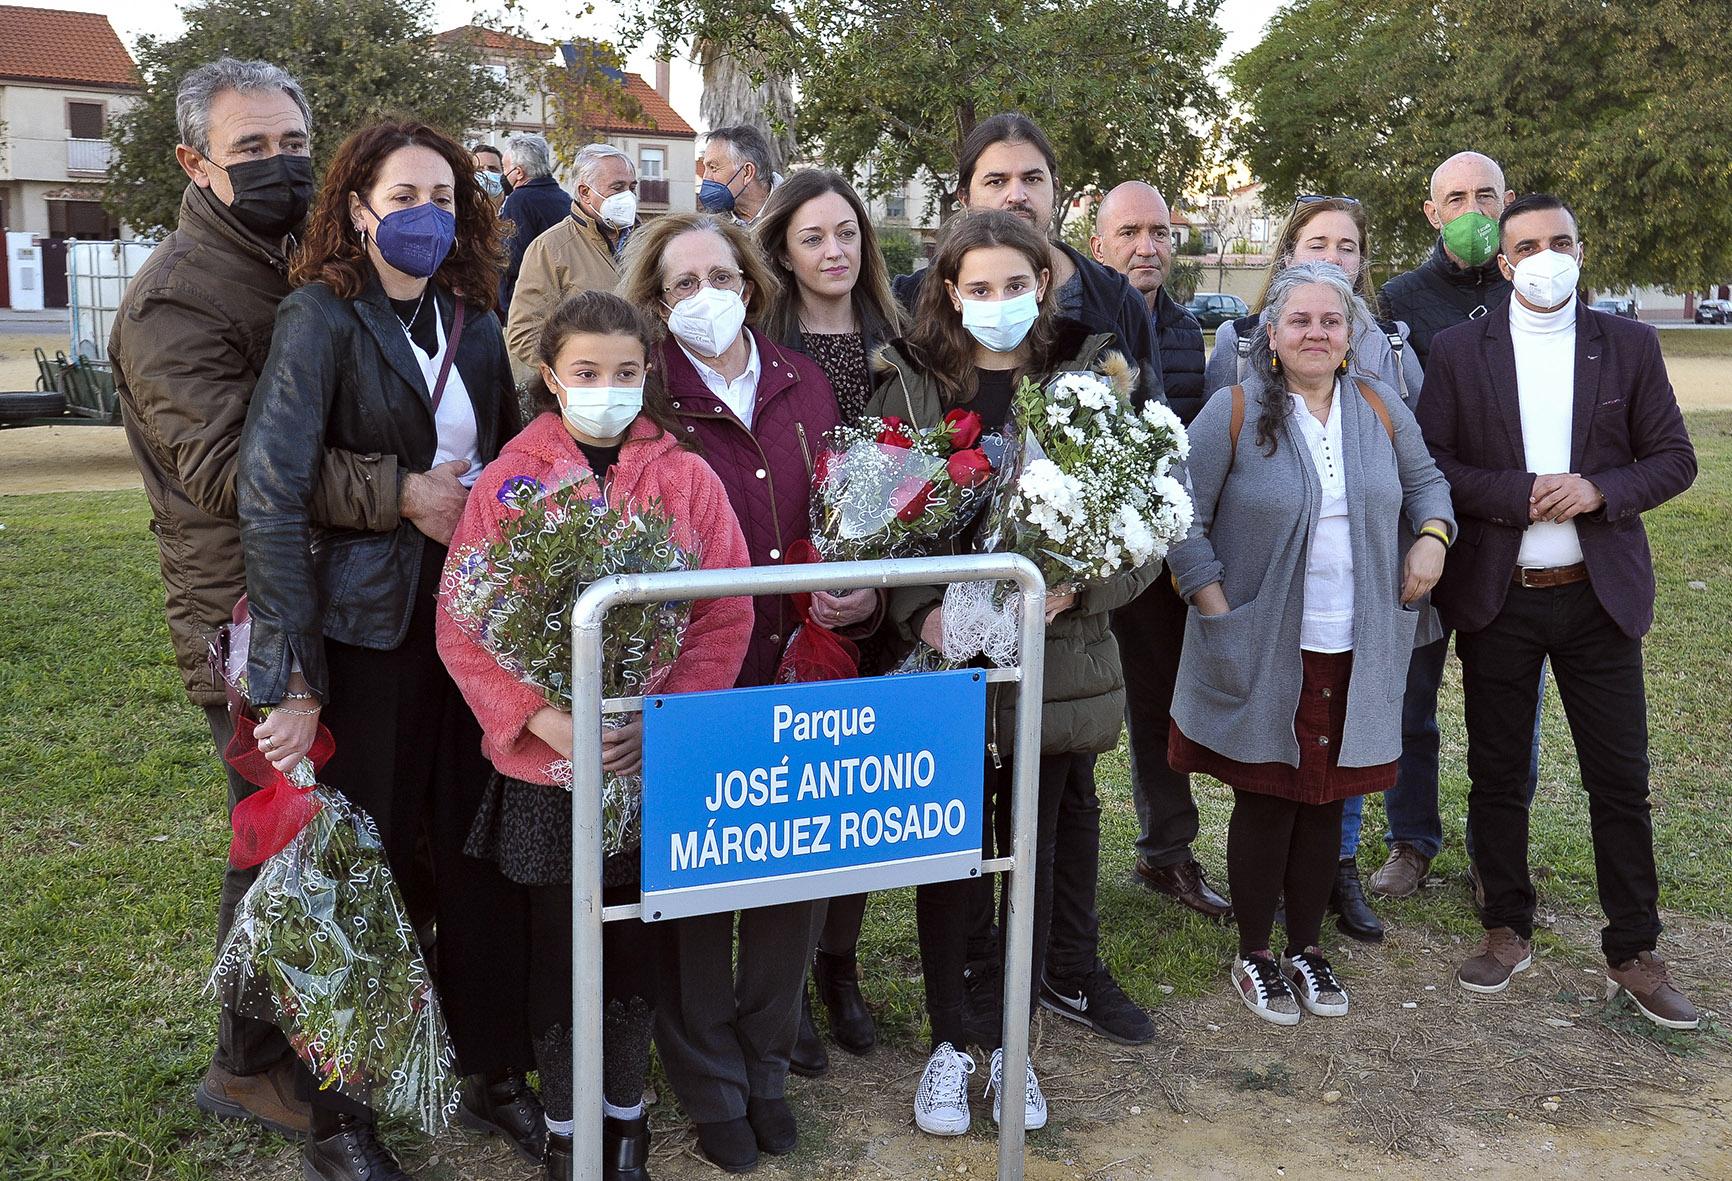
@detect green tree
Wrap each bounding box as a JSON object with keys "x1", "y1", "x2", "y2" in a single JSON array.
[
  {"x1": 1229, "y1": 0, "x2": 1732, "y2": 291},
  {"x1": 626, "y1": 0, "x2": 1225, "y2": 225},
  {"x1": 107, "y1": 0, "x2": 508, "y2": 236}
]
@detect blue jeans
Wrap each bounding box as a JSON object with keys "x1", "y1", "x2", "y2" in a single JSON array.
[{"x1": 1340, "y1": 636, "x2": 1543, "y2": 861}]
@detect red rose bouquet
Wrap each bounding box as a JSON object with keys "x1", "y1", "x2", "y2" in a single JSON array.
[{"x1": 810, "y1": 410, "x2": 1014, "y2": 561}]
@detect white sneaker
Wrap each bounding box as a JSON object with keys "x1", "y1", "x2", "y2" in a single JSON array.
[
  {"x1": 1233, "y1": 954, "x2": 1302, "y2": 1025},
  {"x1": 914, "y1": 1043, "x2": 975, "y2": 1136},
  {"x1": 987, "y1": 1047, "x2": 1048, "y2": 1130},
  {"x1": 1281, "y1": 948, "x2": 1350, "y2": 1017}
]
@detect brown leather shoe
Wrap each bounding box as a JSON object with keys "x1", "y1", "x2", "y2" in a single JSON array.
[
  {"x1": 1135, "y1": 856, "x2": 1234, "y2": 922},
  {"x1": 1367, "y1": 842, "x2": 1431, "y2": 898},
  {"x1": 1457, "y1": 927, "x2": 1533, "y2": 994},
  {"x1": 195, "y1": 1058, "x2": 310, "y2": 1138},
  {"x1": 1607, "y1": 951, "x2": 1700, "y2": 1030}
]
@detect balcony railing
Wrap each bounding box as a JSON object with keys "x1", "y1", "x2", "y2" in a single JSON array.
[
  {"x1": 67, "y1": 138, "x2": 112, "y2": 174},
  {"x1": 638, "y1": 178, "x2": 670, "y2": 206}
]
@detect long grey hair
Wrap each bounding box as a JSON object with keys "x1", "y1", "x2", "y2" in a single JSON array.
[{"x1": 1247, "y1": 260, "x2": 1371, "y2": 455}]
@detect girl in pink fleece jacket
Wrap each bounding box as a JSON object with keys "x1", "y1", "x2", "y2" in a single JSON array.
[{"x1": 437, "y1": 291, "x2": 752, "y2": 1181}]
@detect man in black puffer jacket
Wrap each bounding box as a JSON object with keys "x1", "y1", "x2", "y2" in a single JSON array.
[
  {"x1": 1367, "y1": 150, "x2": 1544, "y2": 910},
  {"x1": 1088, "y1": 181, "x2": 1233, "y2": 924},
  {"x1": 1378, "y1": 151, "x2": 1516, "y2": 368}
]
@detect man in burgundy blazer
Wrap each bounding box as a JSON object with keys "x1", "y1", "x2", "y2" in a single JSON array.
[{"x1": 1416, "y1": 194, "x2": 1698, "y2": 1029}]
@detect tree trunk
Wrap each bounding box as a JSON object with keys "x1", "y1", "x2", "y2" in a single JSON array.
[{"x1": 696, "y1": 39, "x2": 796, "y2": 170}]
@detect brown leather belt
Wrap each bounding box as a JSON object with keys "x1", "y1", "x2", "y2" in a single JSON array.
[{"x1": 1512, "y1": 562, "x2": 1588, "y2": 589}]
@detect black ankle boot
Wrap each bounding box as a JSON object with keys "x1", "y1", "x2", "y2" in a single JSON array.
[
  {"x1": 459, "y1": 1072, "x2": 547, "y2": 1163},
  {"x1": 605, "y1": 1112, "x2": 652, "y2": 1180},
  {"x1": 813, "y1": 949, "x2": 876, "y2": 1055},
  {"x1": 1330, "y1": 859, "x2": 1386, "y2": 943},
  {"x1": 303, "y1": 1115, "x2": 409, "y2": 1181},
  {"x1": 544, "y1": 1131, "x2": 572, "y2": 1181},
  {"x1": 789, "y1": 986, "x2": 829, "y2": 1078}
]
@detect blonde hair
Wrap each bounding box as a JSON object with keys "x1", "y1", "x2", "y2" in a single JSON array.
[{"x1": 1252, "y1": 198, "x2": 1374, "y2": 311}]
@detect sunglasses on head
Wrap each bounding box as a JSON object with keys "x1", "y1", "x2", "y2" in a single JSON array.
[{"x1": 1294, "y1": 194, "x2": 1361, "y2": 207}]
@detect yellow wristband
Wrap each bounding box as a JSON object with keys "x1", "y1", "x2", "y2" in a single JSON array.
[{"x1": 1419, "y1": 525, "x2": 1452, "y2": 548}]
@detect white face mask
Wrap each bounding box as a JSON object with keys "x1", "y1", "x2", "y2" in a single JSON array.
[
  {"x1": 666, "y1": 286, "x2": 748, "y2": 357},
  {"x1": 959, "y1": 290, "x2": 1040, "y2": 353},
  {"x1": 598, "y1": 189, "x2": 637, "y2": 230},
  {"x1": 1510, "y1": 248, "x2": 1580, "y2": 309},
  {"x1": 552, "y1": 377, "x2": 643, "y2": 440}
]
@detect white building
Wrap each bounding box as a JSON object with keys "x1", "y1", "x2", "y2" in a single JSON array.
[
  {"x1": 0, "y1": 4, "x2": 138, "y2": 308},
  {"x1": 437, "y1": 26, "x2": 697, "y2": 218}
]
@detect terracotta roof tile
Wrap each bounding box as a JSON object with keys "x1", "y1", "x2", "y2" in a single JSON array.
[
  {"x1": 433, "y1": 24, "x2": 547, "y2": 59},
  {"x1": 587, "y1": 73, "x2": 695, "y2": 138},
  {"x1": 0, "y1": 4, "x2": 137, "y2": 89}
]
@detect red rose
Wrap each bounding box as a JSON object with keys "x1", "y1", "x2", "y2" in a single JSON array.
[
  {"x1": 875, "y1": 415, "x2": 914, "y2": 449},
  {"x1": 893, "y1": 477, "x2": 936, "y2": 522},
  {"x1": 944, "y1": 408, "x2": 984, "y2": 450},
  {"x1": 946, "y1": 447, "x2": 994, "y2": 489}
]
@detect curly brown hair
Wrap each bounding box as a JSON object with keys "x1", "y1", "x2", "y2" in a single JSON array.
[
  {"x1": 529, "y1": 290, "x2": 685, "y2": 447},
  {"x1": 290, "y1": 118, "x2": 507, "y2": 312},
  {"x1": 904, "y1": 209, "x2": 1060, "y2": 407}
]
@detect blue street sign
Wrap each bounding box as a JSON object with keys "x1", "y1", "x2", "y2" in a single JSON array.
[{"x1": 639, "y1": 669, "x2": 988, "y2": 920}]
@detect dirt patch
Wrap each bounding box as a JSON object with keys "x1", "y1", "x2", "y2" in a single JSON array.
[
  {"x1": 0, "y1": 424, "x2": 139, "y2": 495},
  {"x1": 1668, "y1": 357, "x2": 1730, "y2": 410},
  {"x1": 210, "y1": 905, "x2": 1730, "y2": 1181},
  {"x1": 0, "y1": 332, "x2": 67, "y2": 392}
]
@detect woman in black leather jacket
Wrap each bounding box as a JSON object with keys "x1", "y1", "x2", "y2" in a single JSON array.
[{"x1": 237, "y1": 120, "x2": 537, "y2": 1181}]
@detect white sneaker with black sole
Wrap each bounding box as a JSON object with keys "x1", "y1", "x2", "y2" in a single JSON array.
[
  {"x1": 913, "y1": 1043, "x2": 975, "y2": 1136},
  {"x1": 1233, "y1": 953, "x2": 1302, "y2": 1025},
  {"x1": 986, "y1": 1047, "x2": 1047, "y2": 1130},
  {"x1": 1280, "y1": 948, "x2": 1350, "y2": 1017}
]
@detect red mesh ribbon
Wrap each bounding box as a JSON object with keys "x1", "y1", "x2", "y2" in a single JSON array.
[
  {"x1": 224, "y1": 712, "x2": 337, "y2": 869},
  {"x1": 775, "y1": 539, "x2": 860, "y2": 683}
]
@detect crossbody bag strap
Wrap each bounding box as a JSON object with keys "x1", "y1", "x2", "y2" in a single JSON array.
[
  {"x1": 430, "y1": 298, "x2": 467, "y2": 412},
  {"x1": 1354, "y1": 378, "x2": 1395, "y2": 443}
]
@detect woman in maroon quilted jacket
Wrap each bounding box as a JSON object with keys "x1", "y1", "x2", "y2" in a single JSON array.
[{"x1": 619, "y1": 213, "x2": 859, "y2": 1172}]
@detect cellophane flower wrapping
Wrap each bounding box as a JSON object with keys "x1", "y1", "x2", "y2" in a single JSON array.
[
  {"x1": 811, "y1": 410, "x2": 1016, "y2": 561},
  {"x1": 909, "y1": 372, "x2": 1194, "y2": 670},
  {"x1": 209, "y1": 619, "x2": 461, "y2": 1133},
  {"x1": 979, "y1": 371, "x2": 1193, "y2": 588},
  {"x1": 438, "y1": 475, "x2": 696, "y2": 858}
]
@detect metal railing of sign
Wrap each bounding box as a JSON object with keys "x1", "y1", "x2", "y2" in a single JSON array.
[{"x1": 568, "y1": 552, "x2": 1047, "y2": 1181}]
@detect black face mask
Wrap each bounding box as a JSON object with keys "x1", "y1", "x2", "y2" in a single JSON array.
[{"x1": 209, "y1": 153, "x2": 315, "y2": 238}]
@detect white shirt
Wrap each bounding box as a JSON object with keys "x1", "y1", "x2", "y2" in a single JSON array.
[
  {"x1": 1292, "y1": 385, "x2": 1354, "y2": 653},
  {"x1": 679, "y1": 332, "x2": 761, "y2": 428},
  {"x1": 404, "y1": 307, "x2": 481, "y2": 488},
  {"x1": 1510, "y1": 296, "x2": 1582, "y2": 567}
]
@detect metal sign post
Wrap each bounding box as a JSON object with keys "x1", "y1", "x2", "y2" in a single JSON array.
[{"x1": 568, "y1": 553, "x2": 1046, "y2": 1181}]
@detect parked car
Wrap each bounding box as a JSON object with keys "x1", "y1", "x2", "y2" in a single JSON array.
[
  {"x1": 1694, "y1": 299, "x2": 1730, "y2": 324},
  {"x1": 1590, "y1": 297, "x2": 1639, "y2": 319},
  {"x1": 1187, "y1": 291, "x2": 1251, "y2": 329}
]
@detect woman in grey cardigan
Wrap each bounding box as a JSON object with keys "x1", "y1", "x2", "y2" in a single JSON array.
[
  {"x1": 1167, "y1": 262, "x2": 1454, "y2": 1026},
  {"x1": 1205, "y1": 198, "x2": 1428, "y2": 943}
]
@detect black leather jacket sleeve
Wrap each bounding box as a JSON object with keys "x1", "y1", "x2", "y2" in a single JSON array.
[{"x1": 237, "y1": 292, "x2": 341, "y2": 704}]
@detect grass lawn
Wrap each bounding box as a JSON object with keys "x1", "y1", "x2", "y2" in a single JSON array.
[
  {"x1": 1656, "y1": 327, "x2": 1732, "y2": 359},
  {"x1": 2, "y1": 414, "x2": 1728, "y2": 1180}
]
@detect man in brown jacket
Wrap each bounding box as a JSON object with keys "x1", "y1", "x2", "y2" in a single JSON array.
[
  {"x1": 504, "y1": 142, "x2": 639, "y2": 370},
  {"x1": 112, "y1": 57, "x2": 467, "y2": 1143}
]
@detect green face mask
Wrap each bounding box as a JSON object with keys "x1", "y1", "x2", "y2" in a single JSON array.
[{"x1": 1442, "y1": 211, "x2": 1498, "y2": 267}]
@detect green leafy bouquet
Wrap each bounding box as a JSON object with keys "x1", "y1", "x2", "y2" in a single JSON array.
[
  {"x1": 210, "y1": 620, "x2": 461, "y2": 1133},
  {"x1": 439, "y1": 476, "x2": 696, "y2": 857}
]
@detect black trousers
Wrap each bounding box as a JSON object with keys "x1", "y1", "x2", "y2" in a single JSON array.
[
  {"x1": 1456, "y1": 582, "x2": 1661, "y2": 963},
  {"x1": 921, "y1": 752, "x2": 1098, "y2": 1050},
  {"x1": 1227, "y1": 792, "x2": 1344, "y2": 958},
  {"x1": 204, "y1": 703, "x2": 294, "y2": 1077},
  {"x1": 1112, "y1": 575, "x2": 1199, "y2": 867},
  {"x1": 311, "y1": 543, "x2": 533, "y2": 1115},
  {"x1": 653, "y1": 899, "x2": 815, "y2": 1123}
]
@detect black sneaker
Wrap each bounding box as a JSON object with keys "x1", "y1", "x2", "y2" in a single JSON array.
[{"x1": 1039, "y1": 967, "x2": 1156, "y2": 1045}]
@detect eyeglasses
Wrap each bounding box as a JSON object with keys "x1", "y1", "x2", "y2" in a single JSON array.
[
  {"x1": 662, "y1": 268, "x2": 744, "y2": 300},
  {"x1": 1294, "y1": 194, "x2": 1361, "y2": 208}
]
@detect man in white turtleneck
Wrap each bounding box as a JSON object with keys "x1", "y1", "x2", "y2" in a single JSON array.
[{"x1": 1416, "y1": 194, "x2": 1700, "y2": 1031}]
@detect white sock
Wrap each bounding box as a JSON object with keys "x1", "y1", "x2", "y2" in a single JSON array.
[
  {"x1": 545, "y1": 1115, "x2": 574, "y2": 1137},
  {"x1": 603, "y1": 1098, "x2": 644, "y2": 1121}
]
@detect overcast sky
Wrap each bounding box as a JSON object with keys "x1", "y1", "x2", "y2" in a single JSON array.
[{"x1": 57, "y1": 0, "x2": 1287, "y2": 136}]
